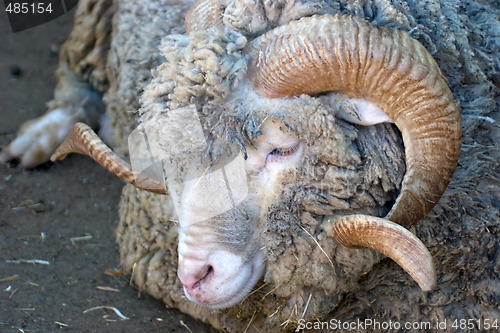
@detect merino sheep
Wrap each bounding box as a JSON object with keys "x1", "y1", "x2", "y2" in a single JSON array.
[{"x1": 2, "y1": 0, "x2": 499, "y2": 332}]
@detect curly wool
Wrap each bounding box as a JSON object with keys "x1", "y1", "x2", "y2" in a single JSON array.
[
  {"x1": 103, "y1": 0, "x2": 196, "y2": 154},
  {"x1": 139, "y1": 28, "x2": 248, "y2": 119}
]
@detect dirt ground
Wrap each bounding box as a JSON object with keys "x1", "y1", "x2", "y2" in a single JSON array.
[{"x1": 0, "y1": 9, "x2": 213, "y2": 333}]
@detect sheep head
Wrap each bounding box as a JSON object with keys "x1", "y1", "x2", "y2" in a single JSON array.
[{"x1": 51, "y1": 4, "x2": 461, "y2": 312}]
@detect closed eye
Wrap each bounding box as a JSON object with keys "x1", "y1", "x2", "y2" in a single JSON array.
[
  {"x1": 266, "y1": 142, "x2": 302, "y2": 164},
  {"x1": 268, "y1": 143, "x2": 300, "y2": 158}
]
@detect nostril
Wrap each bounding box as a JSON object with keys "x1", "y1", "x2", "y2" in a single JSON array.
[
  {"x1": 179, "y1": 264, "x2": 215, "y2": 291},
  {"x1": 193, "y1": 265, "x2": 214, "y2": 288},
  {"x1": 205, "y1": 265, "x2": 214, "y2": 279}
]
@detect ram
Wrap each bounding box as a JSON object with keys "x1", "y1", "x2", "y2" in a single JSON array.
[{"x1": 1, "y1": 0, "x2": 498, "y2": 332}]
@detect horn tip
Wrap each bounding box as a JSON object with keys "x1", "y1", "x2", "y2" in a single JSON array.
[
  {"x1": 50, "y1": 148, "x2": 67, "y2": 162},
  {"x1": 330, "y1": 214, "x2": 438, "y2": 293},
  {"x1": 416, "y1": 265, "x2": 437, "y2": 293}
]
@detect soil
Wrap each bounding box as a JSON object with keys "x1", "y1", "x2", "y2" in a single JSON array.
[{"x1": 0, "y1": 9, "x2": 213, "y2": 333}]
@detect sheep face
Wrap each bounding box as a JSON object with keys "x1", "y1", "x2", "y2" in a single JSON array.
[{"x1": 171, "y1": 113, "x2": 305, "y2": 308}]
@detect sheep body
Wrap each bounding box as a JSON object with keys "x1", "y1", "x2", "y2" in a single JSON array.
[{"x1": 2, "y1": 0, "x2": 499, "y2": 332}]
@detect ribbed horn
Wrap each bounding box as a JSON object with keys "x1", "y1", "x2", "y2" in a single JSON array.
[
  {"x1": 330, "y1": 215, "x2": 436, "y2": 292},
  {"x1": 185, "y1": 0, "x2": 228, "y2": 34},
  {"x1": 247, "y1": 14, "x2": 461, "y2": 227},
  {"x1": 50, "y1": 123, "x2": 166, "y2": 194}
]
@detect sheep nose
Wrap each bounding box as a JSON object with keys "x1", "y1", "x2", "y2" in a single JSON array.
[{"x1": 178, "y1": 263, "x2": 214, "y2": 295}]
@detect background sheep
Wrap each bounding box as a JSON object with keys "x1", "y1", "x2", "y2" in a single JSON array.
[{"x1": 1, "y1": 0, "x2": 499, "y2": 332}]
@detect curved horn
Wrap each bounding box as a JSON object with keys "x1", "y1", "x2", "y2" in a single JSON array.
[
  {"x1": 247, "y1": 14, "x2": 461, "y2": 228},
  {"x1": 50, "y1": 123, "x2": 166, "y2": 194},
  {"x1": 185, "y1": 0, "x2": 228, "y2": 34},
  {"x1": 330, "y1": 215, "x2": 436, "y2": 292}
]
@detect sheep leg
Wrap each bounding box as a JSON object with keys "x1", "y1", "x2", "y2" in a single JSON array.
[
  {"x1": 0, "y1": 0, "x2": 114, "y2": 168},
  {"x1": 0, "y1": 63, "x2": 105, "y2": 168}
]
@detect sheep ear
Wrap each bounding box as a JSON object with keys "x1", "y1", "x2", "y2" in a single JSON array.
[
  {"x1": 330, "y1": 214, "x2": 436, "y2": 292},
  {"x1": 326, "y1": 94, "x2": 393, "y2": 126},
  {"x1": 344, "y1": 101, "x2": 392, "y2": 125},
  {"x1": 51, "y1": 123, "x2": 166, "y2": 194}
]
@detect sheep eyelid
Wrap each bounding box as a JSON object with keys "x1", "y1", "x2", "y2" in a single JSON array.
[
  {"x1": 269, "y1": 146, "x2": 296, "y2": 156},
  {"x1": 266, "y1": 142, "x2": 301, "y2": 161}
]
